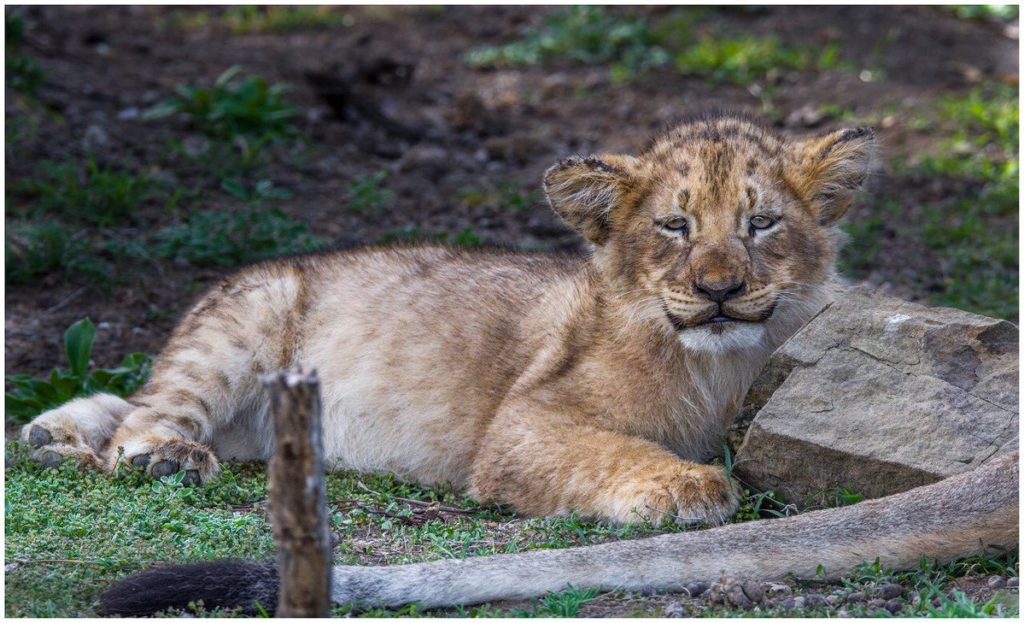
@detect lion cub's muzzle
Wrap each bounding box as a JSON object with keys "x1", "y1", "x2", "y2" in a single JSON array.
[{"x1": 663, "y1": 293, "x2": 777, "y2": 332}]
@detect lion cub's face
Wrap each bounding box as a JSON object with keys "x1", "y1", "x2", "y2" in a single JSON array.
[{"x1": 545, "y1": 115, "x2": 875, "y2": 352}]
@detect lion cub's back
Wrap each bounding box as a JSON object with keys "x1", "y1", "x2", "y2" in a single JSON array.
[{"x1": 294, "y1": 244, "x2": 580, "y2": 484}]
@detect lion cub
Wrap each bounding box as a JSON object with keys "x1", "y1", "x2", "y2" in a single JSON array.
[{"x1": 22, "y1": 114, "x2": 874, "y2": 525}]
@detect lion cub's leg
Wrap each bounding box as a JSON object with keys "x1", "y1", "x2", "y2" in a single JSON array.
[
  {"x1": 469, "y1": 419, "x2": 739, "y2": 525},
  {"x1": 21, "y1": 393, "x2": 134, "y2": 469}
]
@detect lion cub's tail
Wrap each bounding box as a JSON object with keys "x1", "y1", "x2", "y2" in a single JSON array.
[{"x1": 100, "y1": 453, "x2": 1018, "y2": 616}]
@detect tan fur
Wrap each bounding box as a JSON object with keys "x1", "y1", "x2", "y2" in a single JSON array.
[{"x1": 22, "y1": 114, "x2": 875, "y2": 525}]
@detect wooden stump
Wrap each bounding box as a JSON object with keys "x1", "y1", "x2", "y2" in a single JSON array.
[{"x1": 263, "y1": 368, "x2": 332, "y2": 617}]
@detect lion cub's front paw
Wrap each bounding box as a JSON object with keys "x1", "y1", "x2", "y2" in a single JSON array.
[
  {"x1": 113, "y1": 439, "x2": 220, "y2": 486},
  {"x1": 622, "y1": 463, "x2": 739, "y2": 526},
  {"x1": 22, "y1": 423, "x2": 105, "y2": 470}
]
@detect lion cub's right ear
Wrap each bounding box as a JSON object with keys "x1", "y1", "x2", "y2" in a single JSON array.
[{"x1": 544, "y1": 155, "x2": 638, "y2": 245}]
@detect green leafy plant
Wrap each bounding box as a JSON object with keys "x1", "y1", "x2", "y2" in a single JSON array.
[
  {"x1": 144, "y1": 66, "x2": 300, "y2": 142},
  {"x1": 6, "y1": 13, "x2": 45, "y2": 96},
  {"x1": 346, "y1": 171, "x2": 394, "y2": 214},
  {"x1": 223, "y1": 5, "x2": 354, "y2": 34},
  {"x1": 11, "y1": 159, "x2": 153, "y2": 227},
  {"x1": 5, "y1": 222, "x2": 111, "y2": 285},
  {"x1": 466, "y1": 6, "x2": 672, "y2": 81},
  {"x1": 5, "y1": 318, "x2": 152, "y2": 424}
]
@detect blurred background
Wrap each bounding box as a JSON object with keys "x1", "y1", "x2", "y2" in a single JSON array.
[{"x1": 5, "y1": 5, "x2": 1019, "y2": 381}]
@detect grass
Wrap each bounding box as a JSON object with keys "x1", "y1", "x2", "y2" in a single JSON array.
[
  {"x1": 5, "y1": 12, "x2": 45, "y2": 97},
  {"x1": 222, "y1": 5, "x2": 354, "y2": 34},
  {"x1": 9, "y1": 159, "x2": 155, "y2": 227},
  {"x1": 466, "y1": 6, "x2": 841, "y2": 85},
  {"x1": 5, "y1": 318, "x2": 152, "y2": 425},
  {"x1": 5, "y1": 222, "x2": 111, "y2": 285},
  {"x1": 6, "y1": 440, "x2": 1018, "y2": 617},
  {"x1": 347, "y1": 171, "x2": 394, "y2": 214}
]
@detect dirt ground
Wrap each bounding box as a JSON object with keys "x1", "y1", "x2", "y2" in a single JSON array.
[{"x1": 5, "y1": 5, "x2": 1018, "y2": 382}]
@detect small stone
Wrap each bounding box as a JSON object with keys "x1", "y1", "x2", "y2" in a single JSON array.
[
  {"x1": 1007, "y1": 577, "x2": 1018, "y2": 588},
  {"x1": 804, "y1": 594, "x2": 829, "y2": 609},
  {"x1": 779, "y1": 597, "x2": 797, "y2": 611},
  {"x1": 726, "y1": 583, "x2": 753, "y2": 609},
  {"x1": 82, "y1": 124, "x2": 108, "y2": 151},
  {"x1": 766, "y1": 582, "x2": 792, "y2": 597},
  {"x1": 117, "y1": 106, "x2": 140, "y2": 120},
  {"x1": 875, "y1": 583, "x2": 903, "y2": 600},
  {"x1": 885, "y1": 598, "x2": 904, "y2": 614},
  {"x1": 685, "y1": 581, "x2": 708, "y2": 598},
  {"x1": 398, "y1": 144, "x2": 450, "y2": 176},
  {"x1": 867, "y1": 598, "x2": 887, "y2": 609},
  {"x1": 987, "y1": 576, "x2": 1007, "y2": 589},
  {"x1": 845, "y1": 591, "x2": 866, "y2": 603},
  {"x1": 742, "y1": 579, "x2": 765, "y2": 603},
  {"x1": 662, "y1": 601, "x2": 685, "y2": 618}
]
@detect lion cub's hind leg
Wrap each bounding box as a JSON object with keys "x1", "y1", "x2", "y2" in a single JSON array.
[{"x1": 21, "y1": 393, "x2": 134, "y2": 470}]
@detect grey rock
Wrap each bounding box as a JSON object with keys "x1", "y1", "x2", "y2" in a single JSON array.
[
  {"x1": 726, "y1": 583, "x2": 753, "y2": 609},
  {"x1": 662, "y1": 601, "x2": 686, "y2": 618},
  {"x1": 875, "y1": 583, "x2": 903, "y2": 600},
  {"x1": 741, "y1": 579, "x2": 765, "y2": 603},
  {"x1": 1007, "y1": 576, "x2": 1018, "y2": 588},
  {"x1": 885, "y1": 598, "x2": 904, "y2": 614},
  {"x1": 804, "y1": 594, "x2": 829, "y2": 609},
  {"x1": 734, "y1": 287, "x2": 1018, "y2": 504},
  {"x1": 867, "y1": 598, "x2": 888, "y2": 609},
  {"x1": 845, "y1": 591, "x2": 866, "y2": 603},
  {"x1": 685, "y1": 581, "x2": 708, "y2": 597},
  {"x1": 987, "y1": 576, "x2": 1007, "y2": 589}
]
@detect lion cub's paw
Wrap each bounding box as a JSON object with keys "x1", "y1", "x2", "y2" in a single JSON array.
[
  {"x1": 625, "y1": 463, "x2": 740, "y2": 526},
  {"x1": 115, "y1": 439, "x2": 220, "y2": 486},
  {"x1": 21, "y1": 423, "x2": 105, "y2": 471}
]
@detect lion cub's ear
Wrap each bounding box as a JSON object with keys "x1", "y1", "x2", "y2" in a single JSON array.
[
  {"x1": 544, "y1": 155, "x2": 638, "y2": 245},
  {"x1": 791, "y1": 127, "x2": 876, "y2": 226}
]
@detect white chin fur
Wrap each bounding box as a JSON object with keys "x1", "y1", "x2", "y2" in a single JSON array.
[{"x1": 678, "y1": 322, "x2": 766, "y2": 354}]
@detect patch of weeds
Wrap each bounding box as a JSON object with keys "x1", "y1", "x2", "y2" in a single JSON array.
[
  {"x1": 838, "y1": 199, "x2": 902, "y2": 279},
  {"x1": 5, "y1": 318, "x2": 152, "y2": 425},
  {"x1": 11, "y1": 159, "x2": 154, "y2": 227},
  {"x1": 514, "y1": 585, "x2": 600, "y2": 617},
  {"x1": 465, "y1": 6, "x2": 673, "y2": 82},
  {"x1": 144, "y1": 66, "x2": 300, "y2": 143},
  {"x1": 942, "y1": 5, "x2": 1019, "y2": 22},
  {"x1": 5, "y1": 222, "x2": 111, "y2": 286},
  {"x1": 4, "y1": 446, "x2": 272, "y2": 617},
  {"x1": 153, "y1": 178, "x2": 320, "y2": 267},
  {"x1": 915, "y1": 85, "x2": 1018, "y2": 317},
  {"x1": 675, "y1": 36, "x2": 840, "y2": 86},
  {"x1": 346, "y1": 171, "x2": 394, "y2": 214},
  {"x1": 5, "y1": 12, "x2": 45, "y2": 96},
  {"x1": 458, "y1": 181, "x2": 540, "y2": 212},
  {"x1": 377, "y1": 227, "x2": 482, "y2": 248},
  {"x1": 222, "y1": 5, "x2": 354, "y2": 34}
]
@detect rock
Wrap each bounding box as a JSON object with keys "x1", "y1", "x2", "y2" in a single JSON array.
[
  {"x1": 397, "y1": 144, "x2": 450, "y2": 177},
  {"x1": 845, "y1": 591, "x2": 866, "y2": 603},
  {"x1": 662, "y1": 601, "x2": 686, "y2": 617},
  {"x1": 987, "y1": 576, "x2": 1007, "y2": 589},
  {"x1": 1007, "y1": 576, "x2": 1018, "y2": 588},
  {"x1": 875, "y1": 583, "x2": 903, "y2": 600},
  {"x1": 804, "y1": 594, "x2": 829, "y2": 609},
  {"x1": 685, "y1": 581, "x2": 708, "y2": 597},
  {"x1": 734, "y1": 287, "x2": 1018, "y2": 504},
  {"x1": 82, "y1": 124, "x2": 108, "y2": 151},
  {"x1": 867, "y1": 598, "x2": 888, "y2": 609},
  {"x1": 742, "y1": 579, "x2": 765, "y2": 603},
  {"x1": 885, "y1": 598, "x2": 904, "y2": 614}
]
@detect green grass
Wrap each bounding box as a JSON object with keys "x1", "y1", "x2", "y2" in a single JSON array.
[
  {"x1": 5, "y1": 222, "x2": 111, "y2": 285},
  {"x1": 10, "y1": 159, "x2": 155, "y2": 227},
  {"x1": 917, "y1": 85, "x2": 1018, "y2": 318},
  {"x1": 5, "y1": 12, "x2": 45, "y2": 97},
  {"x1": 377, "y1": 227, "x2": 483, "y2": 248},
  {"x1": 466, "y1": 7, "x2": 841, "y2": 85},
  {"x1": 347, "y1": 171, "x2": 394, "y2": 214},
  {"x1": 5, "y1": 318, "x2": 152, "y2": 425},
  {"x1": 222, "y1": 5, "x2": 354, "y2": 34}
]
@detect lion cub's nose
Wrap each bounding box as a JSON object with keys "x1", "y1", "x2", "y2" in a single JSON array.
[{"x1": 693, "y1": 278, "x2": 746, "y2": 303}]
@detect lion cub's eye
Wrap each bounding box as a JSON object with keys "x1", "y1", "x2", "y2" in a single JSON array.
[
  {"x1": 749, "y1": 215, "x2": 776, "y2": 232},
  {"x1": 660, "y1": 217, "x2": 689, "y2": 234}
]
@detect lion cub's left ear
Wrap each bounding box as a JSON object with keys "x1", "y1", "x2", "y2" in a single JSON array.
[
  {"x1": 544, "y1": 155, "x2": 638, "y2": 245},
  {"x1": 791, "y1": 127, "x2": 876, "y2": 225}
]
